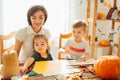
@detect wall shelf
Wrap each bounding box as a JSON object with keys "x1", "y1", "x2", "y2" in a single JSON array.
[{"x1": 87, "y1": 0, "x2": 120, "y2": 58}]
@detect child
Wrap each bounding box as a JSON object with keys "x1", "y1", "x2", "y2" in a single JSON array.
[
  {"x1": 20, "y1": 35, "x2": 53, "y2": 74},
  {"x1": 60, "y1": 20, "x2": 89, "y2": 61}
]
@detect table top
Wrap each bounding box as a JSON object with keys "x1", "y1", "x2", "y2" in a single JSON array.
[
  {"x1": 0, "y1": 59, "x2": 102, "y2": 80},
  {"x1": 30, "y1": 59, "x2": 102, "y2": 80},
  {"x1": 1, "y1": 59, "x2": 120, "y2": 80},
  {"x1": 33, "y1": 59, "x2": 96, "y2": 74}
]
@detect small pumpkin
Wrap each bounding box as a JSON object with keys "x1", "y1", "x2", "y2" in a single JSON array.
[
  {"x1": 1, "y1": 50, "x2": 20, "y2": 79},
  {"x1": 94, "y1": 56, "x2": 120, "y2": 79},
  {"x1": 97, "y1": 12, "x2": 106, "y2": 19},
  {"x1": 99, "y1": 40, "x2": 109, "y2": 46}
]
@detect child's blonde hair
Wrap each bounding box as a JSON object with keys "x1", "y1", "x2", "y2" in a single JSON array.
[
  {"x1": 33, "y1": 35, "x2": 50, "y2": 54},
  {"x1": 72, "y1": 20, "x2": 87, "y2": 32}
]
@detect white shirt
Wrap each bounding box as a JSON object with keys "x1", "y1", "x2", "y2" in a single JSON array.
[
  {"x1": 63, "y1": 37, "x2": 89, "y2": 59},
  {"x1": 15, "y1": 25, "x2": 51, "y2": 63}
]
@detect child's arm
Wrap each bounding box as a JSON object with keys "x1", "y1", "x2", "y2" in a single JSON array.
[
  {"x1": 85, "y1": 53, "x2": 90, "y2": 59},
  {"x1": 59, "y1": 48, "x2": 70, "y2": 54},
  {"x1": 78, "y1": 40, "x2": 90, "y2": 61},
  {"x1": 78, "y1": 53, "x2": 90, "y2": 62},
  {"x1": 20, "y1": 57, "x2": 34, "y2": 75},
  {"x1": 58, "y1": 48, "x2": 71, "y2": 59}
]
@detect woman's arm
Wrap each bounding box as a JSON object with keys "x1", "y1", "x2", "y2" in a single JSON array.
[{"x1": 14, "y1": 39, "x2": 23, "y2": 56}]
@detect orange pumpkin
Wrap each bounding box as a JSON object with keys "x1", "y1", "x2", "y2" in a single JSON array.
[
  {"x1": 94, "y1": 56, "x2": 120, "y2": 79},
  {"x1": 97, "y1": 12, "x2": 106, "y2": 19},
  {"x1": 99, "y1": 40, "x2": 109, "y2": 46}
]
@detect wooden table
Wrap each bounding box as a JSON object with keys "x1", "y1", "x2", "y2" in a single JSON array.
[
  {"x1": 0, "y1": 59, "x2": 109, "y2": 80},
  {"x1": 29, "y1": 59, "x2": 103, "y2": 80},
  {"x1": 32, "y1": 59, "x2": 95, "y2": 74}
]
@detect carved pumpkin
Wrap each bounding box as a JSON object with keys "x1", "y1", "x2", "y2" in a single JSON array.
[
  {"x1": 1, "y1": 50, "x2": 20, "y2": 79},
  {"x1": 94, "y1": 56, "x2": 120, "y2": 79},
  {"x1": 99, "y1": 40, "x2": 109, "y2": 46}
]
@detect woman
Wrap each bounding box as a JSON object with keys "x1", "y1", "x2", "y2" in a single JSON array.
[{"x1": 15, "y1": 5, "x2": 51, "y2": 63}]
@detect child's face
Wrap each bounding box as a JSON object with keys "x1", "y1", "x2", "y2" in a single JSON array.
[
  {"x1": 72, "y1": 27, "x2": 85, "y2": 41},
  {"x1": 34, "y1": 37, "x2": 48, "y2": 54}
]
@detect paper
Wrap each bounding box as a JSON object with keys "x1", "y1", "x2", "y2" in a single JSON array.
[{"x1": 33, "y1": 61, "x2": 62, "y2": 74}]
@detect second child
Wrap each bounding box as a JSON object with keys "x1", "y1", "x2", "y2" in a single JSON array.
[{"x1": 60, "y1": 20, "x2": 90, "y2": 61}]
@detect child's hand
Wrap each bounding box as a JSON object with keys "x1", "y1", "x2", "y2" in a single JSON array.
[
  {"x1": 59, "y1": 48, "x2": 70, "y2": 54},
  {"x1": 20, "y1": 66, "x2": 27, "y2": 75},
  {"x1": 59, "y1": 48, "x2": 65, "y2": 53},
  {"x1": 78, "y1": 55, "x2": 87, "y2": 62}
]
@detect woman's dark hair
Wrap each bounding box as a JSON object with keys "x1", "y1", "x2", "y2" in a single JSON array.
[{"x1": 27, "y1": 5, "x2": 48, "y2": 25}]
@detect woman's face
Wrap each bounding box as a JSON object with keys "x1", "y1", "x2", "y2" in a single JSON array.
[{"x1": 30, "y1": 11, "x2": 45, "y2": 32}]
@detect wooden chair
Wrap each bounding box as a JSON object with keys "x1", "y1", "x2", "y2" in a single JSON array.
[
  {"x1": 58, "y1": 32, "x2": 72, "y2": 60},
  {"x1": 0, "y1": 31, "x2": 16, "y2": 63}
]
